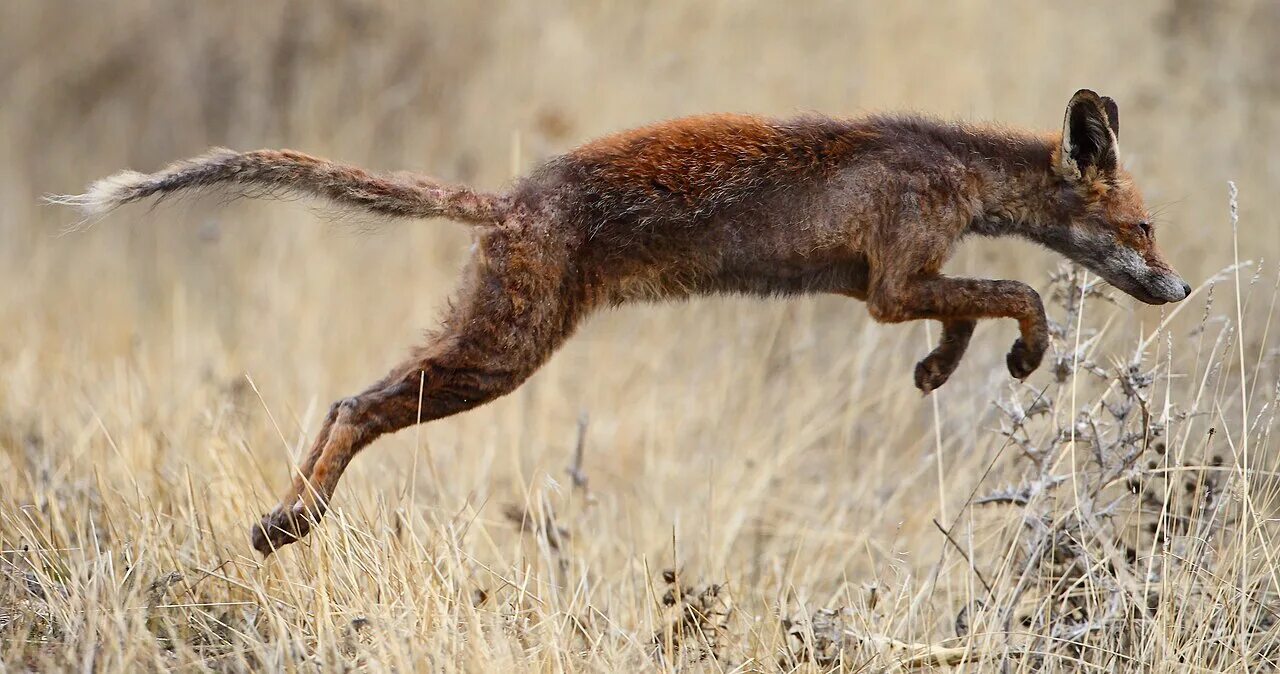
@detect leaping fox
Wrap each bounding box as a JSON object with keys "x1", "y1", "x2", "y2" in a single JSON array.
[{"x1": 56, "y1": 89, "x2": 1190, "y2": 555}]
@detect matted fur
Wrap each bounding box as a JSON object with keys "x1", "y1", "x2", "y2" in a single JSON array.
[{"x1": 54, "y1": 89, "x2": 1189, "y2": 555}]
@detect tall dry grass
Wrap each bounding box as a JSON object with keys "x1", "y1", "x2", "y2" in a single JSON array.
[{"x1": 2, "y1": 1, "x2": 1278, "y2": 671}]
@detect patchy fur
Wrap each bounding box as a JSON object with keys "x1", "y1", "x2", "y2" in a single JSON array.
[{"x1": 55, "y1": 89, "x2": 1188, "y2": 555}]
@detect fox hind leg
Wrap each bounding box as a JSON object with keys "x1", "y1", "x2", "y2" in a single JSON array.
[
  {"x1": 251, "y1": 383, "x2": 417, "y2": 555},
  {"x1": 252, "y1": 241, "x2": 582, "y2": 555}
]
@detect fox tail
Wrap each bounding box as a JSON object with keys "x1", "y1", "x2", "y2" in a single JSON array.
[{"x1": 49, "y1": 148, "x2": 503, "y2": 225}]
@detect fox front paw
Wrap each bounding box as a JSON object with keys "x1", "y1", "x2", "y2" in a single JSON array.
[
  {"x1": 1006, "y1": 338, "x2": 1046, "y2": 380},
  {"x1": 914, "y1": 352, "x2": 960, "y2": 394},
  {"x1": 251, "y1": 502, "x2": 318, "y2": 556}
]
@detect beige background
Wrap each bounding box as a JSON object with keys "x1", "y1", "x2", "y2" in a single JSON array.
[{"x1": 1, "y1": 1, "x2": 1277, "y2": 670}]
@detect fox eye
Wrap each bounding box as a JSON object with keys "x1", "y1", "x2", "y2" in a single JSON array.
[{"x1": 1137, "y1": 221, "x2": 1153, "y2": 237}]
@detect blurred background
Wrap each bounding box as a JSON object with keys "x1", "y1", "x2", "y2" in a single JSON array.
[
  {"x1": 5, "y1": 1, "x2": 1278, "y2": 365},
  {"x1": 1, "y1": 1, "x2": 1278, "y2": 668}
]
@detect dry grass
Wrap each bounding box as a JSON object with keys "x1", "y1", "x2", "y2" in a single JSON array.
[{"x1": 2, "y1": 1, "x2": 1279, "y2": 671}]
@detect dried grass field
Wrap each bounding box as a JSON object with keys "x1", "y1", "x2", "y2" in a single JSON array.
[{"x1": 3, "y1": 1, "x2": 1280, "y2": 671}]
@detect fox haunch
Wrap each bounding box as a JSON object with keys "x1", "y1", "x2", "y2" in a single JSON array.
[{"x1": 56, "y1": 89, "x2": 1190, "y2": 555}]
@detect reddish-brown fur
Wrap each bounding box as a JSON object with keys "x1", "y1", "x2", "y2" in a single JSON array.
[{"x1": 58, "y1": 90, "x2": 1188, "y2": 554}]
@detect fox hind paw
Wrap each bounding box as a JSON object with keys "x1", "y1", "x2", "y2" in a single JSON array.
[{"x1": 251, "y1": 502, "x2": 317, "y2": 556}]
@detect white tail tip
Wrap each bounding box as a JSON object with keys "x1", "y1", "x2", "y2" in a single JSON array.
[{"x1": 45, "y1": 170, "x2": 152, "y2": 218}]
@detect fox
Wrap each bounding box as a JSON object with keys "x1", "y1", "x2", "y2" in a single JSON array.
[{"x1": 55, "y1": 89, "x2": 1190, "y2": 555}]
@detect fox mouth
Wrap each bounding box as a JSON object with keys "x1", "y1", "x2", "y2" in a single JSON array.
[{"x1": 1130, "y1": 287, "x2": 1172, "y2": 305}]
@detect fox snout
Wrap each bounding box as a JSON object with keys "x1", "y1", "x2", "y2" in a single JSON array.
[
  {"x1": 1140, "y1": 270, "x2": 1191, "y2": 305},
  {"x1": 1084, "y1": 245, "x2": 1190, "y2": 306},
  {"x1": 1114, "y1": 259, "x2": 1190, "y2": 305}
]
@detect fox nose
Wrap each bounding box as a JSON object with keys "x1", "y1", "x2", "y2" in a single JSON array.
[{"x1": 1181, "y1": 281, "x2": 1192, "y2": 297}]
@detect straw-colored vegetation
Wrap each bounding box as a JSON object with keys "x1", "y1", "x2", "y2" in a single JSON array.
[{"x1": 2, "y1": 2, "x2": 1278, "y2": 671}]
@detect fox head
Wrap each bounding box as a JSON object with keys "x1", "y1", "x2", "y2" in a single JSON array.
[{"x1": 1045, "y1": 89, "x2": 1190, "y2": 305}]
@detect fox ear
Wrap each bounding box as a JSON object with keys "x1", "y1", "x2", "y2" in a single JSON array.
[
  {"x1": 1100, "y1": 96, "x2": 1119, "y2": 139},
  {"x1": 1059, "y1": 89, "x2": 1119, "y2": 179}
]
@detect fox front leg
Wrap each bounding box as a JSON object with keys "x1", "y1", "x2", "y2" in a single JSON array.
[
  {"x1": 868, "y1": 275, "x2": 1048, "y2": 385},
  {"x1": 914, "y1": 319, "x2": 977, "y2": 393}
]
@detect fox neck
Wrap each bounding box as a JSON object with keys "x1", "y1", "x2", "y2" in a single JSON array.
[{"x1": 964, "y1": 136, "x2": 1078, "y2": 256}]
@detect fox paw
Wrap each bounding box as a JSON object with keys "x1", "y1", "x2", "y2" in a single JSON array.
[
  {"x1": 1006, "y1": 338, "x2": 1046, "y2": 380},
  {"x1": 251, "y1": 502, "x2": 317, "y2": 556},
  {"x1": 914, "y1": 353, "x2": 959, "y2": 394}
]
